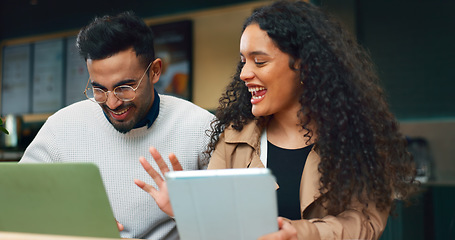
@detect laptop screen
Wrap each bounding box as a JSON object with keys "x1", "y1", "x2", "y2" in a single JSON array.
[{"x1": 0, "y1": 162, "x2": 120, "y2": 238}]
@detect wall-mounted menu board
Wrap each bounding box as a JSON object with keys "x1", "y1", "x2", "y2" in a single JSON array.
[
  {"x1": 32, "y1": 39, "x2": 64, "y2": 113},
  {"x1": 1, "y1": 20, "x2": 193, "y2": 116},
  {"x1": 1, "y1": 36, "x2": 89, "y2": 116},
  {"x1": 65, "y1": 36, "x2": 89, "y2": 106},
  {"x1": 1, "y1": 44, "x2": 31, "y2": 114}
]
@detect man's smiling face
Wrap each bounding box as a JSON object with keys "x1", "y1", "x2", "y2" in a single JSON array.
[{"x1": 86, "y1": 48, "x2": 159, "y2": 133}]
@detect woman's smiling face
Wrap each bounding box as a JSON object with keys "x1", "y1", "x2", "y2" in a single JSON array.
[{"x1": 240, "y1": 24, "x2": 302, "y2": 118}]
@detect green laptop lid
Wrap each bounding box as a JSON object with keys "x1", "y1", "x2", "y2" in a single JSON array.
[{"x1": 0, "y1": 162, "x2": 120, "y2": 238}]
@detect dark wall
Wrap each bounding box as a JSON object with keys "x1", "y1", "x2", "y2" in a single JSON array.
[
  {"x1": 3, "y1": 0, "x2": 454, "y2": 120},
  {"x1": 0, "y1": 0, "x2": 257, "y2": 41},
  {"x1": 357, "y1": 0, "x2": 455, "y2": 120}
]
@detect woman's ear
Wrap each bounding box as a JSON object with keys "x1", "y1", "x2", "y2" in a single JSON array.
[
  {"x1": 293, "y1": 59, "x2": 302, "y2": 70},
  {"x1": 150, "y1": 58, "x2": 162, "y2": 84}
]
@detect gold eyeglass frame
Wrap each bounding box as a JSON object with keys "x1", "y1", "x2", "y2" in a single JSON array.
[{"x1": 84, "y1": 61, "x2": 153, "y2": 103}]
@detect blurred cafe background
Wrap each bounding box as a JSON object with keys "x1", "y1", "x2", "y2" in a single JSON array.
[{"x1": 0, "y1": 0, "x2": 454, "y2": 239}]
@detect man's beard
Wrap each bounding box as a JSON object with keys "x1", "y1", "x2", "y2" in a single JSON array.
[
  {"x1": 111, "y1": 121, "x2": 136, "y2": 134},
  {"x1": 102, "y1": 104, "x2": 139, "y2": 134}
]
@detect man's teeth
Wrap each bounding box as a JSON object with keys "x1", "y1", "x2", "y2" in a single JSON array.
[{"x1": 112, "y1": 108, "x2": 128, "y2": 115}]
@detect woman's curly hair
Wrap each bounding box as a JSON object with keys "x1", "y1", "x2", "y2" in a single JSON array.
[{"x1": 206, "y1": 0, "x2": 417, "y2": 215}]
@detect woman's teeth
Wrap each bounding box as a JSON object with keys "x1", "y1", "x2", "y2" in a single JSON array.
[
  {"x1": 248, "y1": 87, "x2": 266, "y2": 99},
  {"x1": 248, "y1": 87, "x2": 265, "y2": 95},
  {"x1": 252, "y1": 95, "x2": 264, "y2": 100},
  {"x1": 248, "y1": 87, "x2": 265, "y2": 93}
]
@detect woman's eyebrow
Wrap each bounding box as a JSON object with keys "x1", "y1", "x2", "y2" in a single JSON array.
[
  {"x1": 241, "y1": 51, "x2": 269, "y2": 57},
  {"x1": 250, "y1": 51, "x2": 269, "y2": 56}
]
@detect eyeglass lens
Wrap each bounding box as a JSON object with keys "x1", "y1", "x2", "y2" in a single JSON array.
[{"x1": 86, "y1": 86, "x2": 136, "y2": 103}]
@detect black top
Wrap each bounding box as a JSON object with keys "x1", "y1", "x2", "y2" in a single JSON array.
[{"x1": 267, "y1": 141, "x2": 313, "y2": 220}]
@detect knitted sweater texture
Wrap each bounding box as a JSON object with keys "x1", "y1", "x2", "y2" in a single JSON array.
[{"x1": 20, "y1": 95, "x2": 214, "y2": 239}]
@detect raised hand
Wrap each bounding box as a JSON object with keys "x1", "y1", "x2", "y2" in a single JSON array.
[{"x1": 134, "y1": 146, "x2": 183, "y2": 217}]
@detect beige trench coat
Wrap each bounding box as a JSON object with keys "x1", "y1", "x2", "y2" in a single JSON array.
[{"x1": 208, "y1": 120, "x2": 389, "y2": 240}]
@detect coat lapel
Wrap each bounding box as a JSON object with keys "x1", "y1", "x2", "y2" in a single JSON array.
[
  {"x1": 224, "y1": 121, "x2": 263, "y2": 169},
  {"x1": 224, "y1": 121, "x2": 279, "y2": 189},
  {"x1": 300, "y1": 148, "x2": 322, "y2": 214}
]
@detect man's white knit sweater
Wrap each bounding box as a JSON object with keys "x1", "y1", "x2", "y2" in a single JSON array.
[{"x1": 20, "y1": 95, "x2": 214, "y2": 239}]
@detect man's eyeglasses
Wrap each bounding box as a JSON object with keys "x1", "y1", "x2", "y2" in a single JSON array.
[{"x1": 84, "y1": 62, "x2": 152, "y2": 104}]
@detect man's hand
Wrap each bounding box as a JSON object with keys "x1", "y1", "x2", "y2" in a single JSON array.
[
  {"x1": 134, "y1": 146, "x2": 183, "y2": 217},
  {"x1": 257, "y1": 217, "x2": 298, "y2": 240},
  {"x1": 116, "y1": 220, "x2": 124, "y2": 231}
]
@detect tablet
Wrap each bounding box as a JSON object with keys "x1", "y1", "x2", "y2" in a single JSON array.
[
  {"x1": 165, "y1": 168, "x2": 278, "y2": 240},
  {"x1": 0, "y1": 163, "x2": 120, "y2": 238}
]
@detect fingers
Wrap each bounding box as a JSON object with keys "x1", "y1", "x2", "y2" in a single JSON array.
[
  {"x1": 277, "y1": 217, "x2": 284, "y2": 229},
  {"x1": 257, "y1": 229, "x2": 294, "y2": 240},
  {"x1": 149, "y1": 147, "x2": 170, "y2": 173},
  {"x1": 257, "y1": 217, "x2": 297, "y2": 240},
  {"x1": 134, "y1": 178, "x2": 158, "y2": 194},
  {"x1": 169, "y1": 153, "x2": 183, "y2": 171},
  {"x1": 139, "y1": 156, "x2": 165, "y2": 187},
  {"x1": 257, "y1": 231, "x2": 281, "y2": 240},
  {"x1": 278, "y1": 218, "x2": 298, "y2": 240},
  {"x1": 148, "y1": 146, "x2": 183, "y2": 172},
  {"x1": 116, "y1": 220, "x2": 124, "y2": 232},
  {"x1": 136, "y1": 147, "x2": 176, "y2": 217},
  {"x1": 137, "y1": 147, "x2": 182, "y2": 192}
]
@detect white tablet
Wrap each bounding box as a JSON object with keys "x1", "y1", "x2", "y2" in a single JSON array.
[{"x1": 165, "y1": 168, "x2": 278, "y2": 240}]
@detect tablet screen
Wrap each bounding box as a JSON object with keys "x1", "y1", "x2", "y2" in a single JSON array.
[{"x1": 166, "y1": 168, "x2": 278, "y2": 240}]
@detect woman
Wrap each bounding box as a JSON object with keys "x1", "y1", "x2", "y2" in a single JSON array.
[{"x1": 135, "y1": 1, "x2": 417, "y2": 239}]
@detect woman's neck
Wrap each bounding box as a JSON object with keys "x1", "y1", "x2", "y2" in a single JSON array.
[{"x1": 266, "y1": 110, "x2": 313, "y2": 150}]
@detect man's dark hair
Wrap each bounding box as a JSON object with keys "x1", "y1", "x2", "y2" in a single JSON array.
[{"x1": 76, "y1": 11, "x2": 155, "y2": 66}]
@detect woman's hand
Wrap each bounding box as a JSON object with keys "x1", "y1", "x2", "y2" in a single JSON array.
[
  {"x1": 134, "y1": 146, "x2": 183, "y2": 217},
  {"x1": 257, "y1": 217, "x2": 298, "y2": 240}
]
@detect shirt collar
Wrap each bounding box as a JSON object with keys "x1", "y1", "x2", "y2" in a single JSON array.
[{"x1": 134, "y1": 89, "x2": 160, "y2": 129}]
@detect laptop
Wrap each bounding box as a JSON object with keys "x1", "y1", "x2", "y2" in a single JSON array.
[
  {"x1": 0, "y1": 162, "x2": 120, "y2": 238},
  {"x1": 165, "y1": 168, "x2": 278, "y2": 240}
]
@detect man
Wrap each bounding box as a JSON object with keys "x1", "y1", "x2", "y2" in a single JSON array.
[{"x1": 19, "y1": 11, "x2": 214, "y2": 239}]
